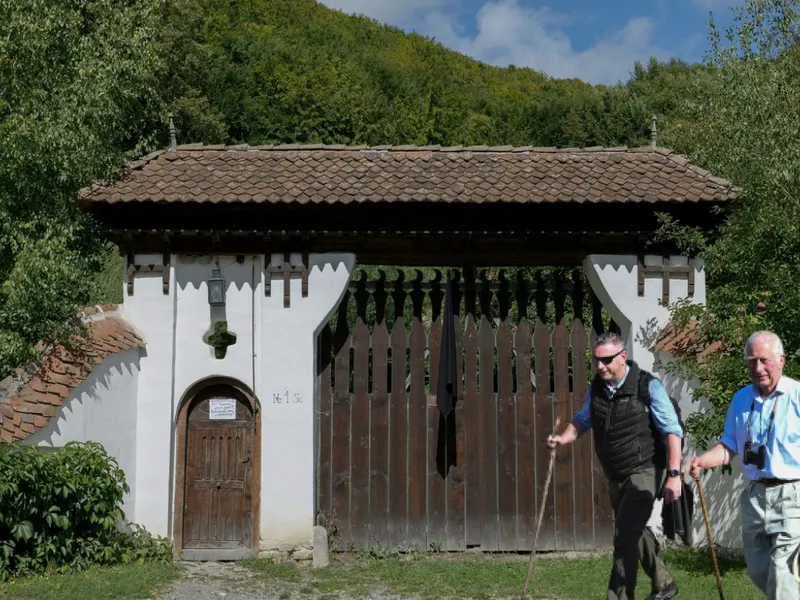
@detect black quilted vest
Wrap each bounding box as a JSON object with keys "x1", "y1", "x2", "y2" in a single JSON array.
[{"x1": 589, "y1": 361, "x2": 666, "y2": 482}]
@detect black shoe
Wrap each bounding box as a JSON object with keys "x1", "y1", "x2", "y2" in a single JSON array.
[{"x1": 646, "y1": 581, "x2": 678, "y2": 600}]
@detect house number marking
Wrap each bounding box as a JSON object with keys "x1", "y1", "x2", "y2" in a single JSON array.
[{"x1": 273, "y1": 391, "x2": 303, "y2": 404}]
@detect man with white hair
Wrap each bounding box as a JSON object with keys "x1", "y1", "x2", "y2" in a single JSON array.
[{"x1": 690, "y1": 330, "x2": 800, "y2": 599}]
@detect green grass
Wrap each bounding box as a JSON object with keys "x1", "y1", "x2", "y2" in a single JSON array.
[
  {"x1": 0, "y1": 562, "x2": 181, "y2": 600},
  {"x1": 245, "y1": 548, "x2": 760, "y2": 600},
  {"x1": 0, "y1": 548, "x2": 759, "y2": 600}
]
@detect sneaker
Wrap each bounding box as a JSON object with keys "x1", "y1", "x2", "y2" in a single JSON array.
[{"x1": 646, "y1": 581, "x2": 678, "y2": 600}]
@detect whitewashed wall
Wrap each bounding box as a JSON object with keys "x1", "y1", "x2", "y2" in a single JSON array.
[
  {"x1": 124, "y1": 255, "x2": 176, "y2": 538},
  {"x1": 27, "y1": 350, "x2": 141, "y2": 521},
  {"x1": 655, "y1": 352, "x2": 746, "y2": 551},
  {"x1": 120, "y1": 252, "x2": 354, "y2": 550}
]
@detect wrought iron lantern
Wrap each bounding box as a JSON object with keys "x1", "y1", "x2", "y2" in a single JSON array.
[{"x1": 207, "y1": 262, "x2": 226, "y2": 306}]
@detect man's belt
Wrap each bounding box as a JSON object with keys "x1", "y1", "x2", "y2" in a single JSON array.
[{"x1": 756, "y1": 478, "x2": 800, "y2": 488}]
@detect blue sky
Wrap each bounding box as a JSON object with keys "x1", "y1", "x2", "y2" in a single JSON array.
[{"x1": 317, "y1": 0, "x2": 742, "y2": 85}]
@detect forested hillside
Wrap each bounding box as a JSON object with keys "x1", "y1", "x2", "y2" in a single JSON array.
[
  {"x1": 2, "y1": 0, "x2": 799, "y2": 447},
  {"x1": 159, "y1": 0, "x2": 702, "y2": 149}
]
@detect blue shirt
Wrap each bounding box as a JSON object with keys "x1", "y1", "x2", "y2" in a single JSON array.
[
  {"x1": 720, "y1": 375, "x2": 800, "y2": 481},
  {"x1": 573, "y1": 366, "x2": 684, "y2": 438}
]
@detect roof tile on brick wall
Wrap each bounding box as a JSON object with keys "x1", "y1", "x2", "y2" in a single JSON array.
[
  {"x1": 652, "y1": 318, "x2": 722, "y2": 361},
  {"x1": 0, "y1": 306, "x2": 144, "y2": 443}
]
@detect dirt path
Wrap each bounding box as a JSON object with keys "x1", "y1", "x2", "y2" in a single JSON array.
[{"x1": 155, "y1": 561, "x2": 415, "y2": 600}]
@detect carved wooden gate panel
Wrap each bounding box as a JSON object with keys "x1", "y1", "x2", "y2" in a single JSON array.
[{"x1": 315, "y1": 268, "x2": 617, "y2": 552}]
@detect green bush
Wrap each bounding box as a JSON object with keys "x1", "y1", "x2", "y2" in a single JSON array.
[{"x1": 0, "y1": 441, "x2": 171, "y2": 579}]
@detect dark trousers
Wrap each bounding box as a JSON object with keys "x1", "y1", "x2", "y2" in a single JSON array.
[{"x1": 606, "y1": 466, "x2": 673, "y2": 600}]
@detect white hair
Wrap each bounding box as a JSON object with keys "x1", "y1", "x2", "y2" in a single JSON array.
[{"x1": 745, "y1": 331, "x2": 785, "y2": 359}]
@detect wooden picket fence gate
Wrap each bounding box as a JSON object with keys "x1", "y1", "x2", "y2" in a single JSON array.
[{"x1": 315, "y1": 267, "x2": 617, "y2": 552}]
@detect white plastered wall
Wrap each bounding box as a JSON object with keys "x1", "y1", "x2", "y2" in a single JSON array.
[
  {"x1": 26, "y1": 350, "x2": 141, "y2": 521},
  {"x1": 654, "y1": 352, "x2": 746, "y2": 551},
  {"x1": 258, "y1": 252, "x2": 355, "y2": 551},
  {"x1": 121, "y1": 251, "x2": 354, "y2": 550},
  {"x1": 123, "y1": 255, "x2": 177, "y2": 538}
]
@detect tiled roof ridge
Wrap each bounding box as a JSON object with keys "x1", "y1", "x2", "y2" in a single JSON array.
[
  {"x1": 122, "y1": 141, "x2": 706, "y2": 161},
  {"x1": 0, "y1": 305, "x2": 145, "y2": 443},
  {"x1": 76, "y1": 142, "x2": 739, "y2": 205}
]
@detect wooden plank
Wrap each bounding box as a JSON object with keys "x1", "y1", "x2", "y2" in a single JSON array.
[
  {"x1": 589, "y1": 328, "x2": 614, "y2": 548},
  {"x1": 370, "y1": 319, "x2": 390, "y2": 548},
  {"x1": 183, "y1": 426, "x2": 197, "y2": 547},
  {"x1": 427, "y1": 303, "x2": 447, "y2": 549},
  {"x1": 446, "y1": 308, "x2": 466, "y2": 551},
  {"x1": 514, "y1": 318, "x2": 534, "y2": 552},
  {"x1": 316, "y1": 324, "x2": 333, "y2": 532},
  {"x1": 331, "y1": 320, "x2": 352, "y2": 550},
  {"x1": 479, "y1": 314, "x2": 498, "y2": 551},
  {"x1": 496, "y1": 315, "x2": 517, "y2": 550},
  {"x1": 552, "y1": 318, "x2": 574, "y2": 550},
  {"x1": 407, "y1": 313, "x2": 428, "y2": 549},
  {"x1": 533, "y1": 319, "x2": 556, "y2": 550},
  {"x1": 350, "y1": 316, "x2": 370, "y2": 549},
  {"x1": 389, "y1": 313, "x2": 409, "y2": 547},
  {"x1": 462, "y1": 313, "x2": 481, "y2": 548},
  {"x1": 571, "y1": 320, "x2": 595, "y2": 549}
]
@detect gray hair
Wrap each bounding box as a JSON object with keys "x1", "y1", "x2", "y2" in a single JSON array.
[
  {"x1": 594, "y1": 332, "x2": 626, "y2": 351},
  {"x1": 745, "y1": 331, "x2": 785, "y2": 359}
]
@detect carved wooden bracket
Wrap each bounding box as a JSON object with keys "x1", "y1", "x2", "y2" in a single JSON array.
[
  {"x1": 265, "y1": 251, "x2": 309, "y2": 307},
  {"x1": 637, "y1": 254, "x2": 695, "y2": 303},
  {"x1": 126, "y1": 246, "x2": 171, "y2": 296}
]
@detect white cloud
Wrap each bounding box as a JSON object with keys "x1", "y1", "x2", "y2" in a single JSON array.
[
  {"x1": 318, "y1": 0, "x2": 454, "y2": 24},
  {"x1": 424, "y1": 0, "x2": 671, "y2": 84},
  {"x1": 319, "y1": 0, "x2": 676, "y2": 85}
]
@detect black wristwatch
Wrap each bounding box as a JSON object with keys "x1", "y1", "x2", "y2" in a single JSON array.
[{"x1": 666, "y1": 469, "x2": 681, "y2": 479}]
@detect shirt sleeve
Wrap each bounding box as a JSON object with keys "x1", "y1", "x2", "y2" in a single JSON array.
[
  {"x1": 572, "y1": 388, "x2": 592, "y2": 431},
  {"x1": 719, "y1": 398, "x2": 740, "y2": 456},
  {"x1": 647, "y1": 378, "x2": 684, "y2": 438}
]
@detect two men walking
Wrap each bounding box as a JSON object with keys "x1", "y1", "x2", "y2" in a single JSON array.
[{"x1": 549, "y1": 329, "x2": 800, "y2": 600}]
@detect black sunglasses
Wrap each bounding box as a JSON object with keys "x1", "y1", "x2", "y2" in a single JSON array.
[{"x1": 593, "y1": 349, "x2": 624, "y2": 365}]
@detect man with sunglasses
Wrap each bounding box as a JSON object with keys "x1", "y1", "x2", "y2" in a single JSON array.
[
  {"x1": 689, "y1": 331, "x2": 800, "y2": 600},
  {"x1": 547, "y1": 332, "x2": 683, "y2": 600}
]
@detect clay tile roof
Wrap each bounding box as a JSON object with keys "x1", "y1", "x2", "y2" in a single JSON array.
[
  {"x1": 0, "y1": 306, "x2": 145, "y2": 443},
  {"x1": 652, "y1": 318, "x2": 723, "y2": 360},
  {"x1": 77, "y1": 144, "x2": 739, "y2": 207}
]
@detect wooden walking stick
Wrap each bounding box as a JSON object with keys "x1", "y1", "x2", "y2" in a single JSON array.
[
  {"x1": 694, "y1": 474, "x2": 725, "y2": 600},
  {"x1": 521, "y1": 416, "x2": 562, "y2": 600}
]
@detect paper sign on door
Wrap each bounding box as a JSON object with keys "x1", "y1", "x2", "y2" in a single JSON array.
[{"x1": 209, "y1": 398, "x2": 237, "y2": 420}]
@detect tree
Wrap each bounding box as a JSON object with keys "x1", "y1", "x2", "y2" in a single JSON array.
[
  {"x1": 0, "y1": 0, "x2": 164, "y2": 378},
  {"x1": 657, "y1": 0, "x2": 800, "y2": 449}
]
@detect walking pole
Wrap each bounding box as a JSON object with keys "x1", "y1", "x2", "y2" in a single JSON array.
[
  {"x1": 521, "y1": 416, "x2": 562, "y2": 600},
  {"x1": 694, "y1": 474, "x2": 725, "y2": 600}
]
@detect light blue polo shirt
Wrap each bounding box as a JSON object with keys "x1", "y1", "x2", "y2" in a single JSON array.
[{"x1": 720, "y1": 375, "x2": 800, "y2": 481}]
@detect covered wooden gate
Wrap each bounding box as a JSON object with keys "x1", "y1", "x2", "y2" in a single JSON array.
[{"x1": 316, "y1": 267, "x2": 618, "y2": 552}]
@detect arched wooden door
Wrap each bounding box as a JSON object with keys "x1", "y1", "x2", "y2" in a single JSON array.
[{"x1": 177, "y1": 383, "x2": 259, "y2": 560}]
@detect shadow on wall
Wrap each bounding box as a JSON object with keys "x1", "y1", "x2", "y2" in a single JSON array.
[
  {"x1": 656, "y1": 353, "x2": 745, "y2": 553},
  {"x1": 24, "y1": 350, "x2": 141, "y2": 519}
]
